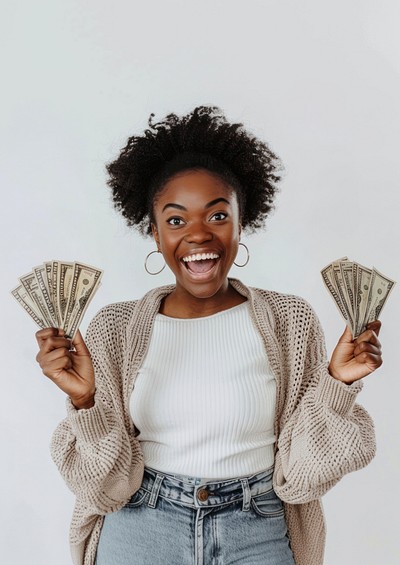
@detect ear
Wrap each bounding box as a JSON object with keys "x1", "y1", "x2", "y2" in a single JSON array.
[
  {"x1": 238, "y1": 223, "x2": 242, "y2": 240},
  {"x1": 151, "y1": 223, "x2": 161, "y2": 250}
]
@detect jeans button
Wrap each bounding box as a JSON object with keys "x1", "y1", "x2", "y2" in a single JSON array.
[{"x1": 197, "y1": 488, "x2": 209, "y2": 502}]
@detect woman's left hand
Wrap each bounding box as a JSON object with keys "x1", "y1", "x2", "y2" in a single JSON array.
[{"x1": 328, "y1": 320, "x2": 383, "y2": 384}]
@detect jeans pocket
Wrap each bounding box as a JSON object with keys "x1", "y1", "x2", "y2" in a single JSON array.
[
  {"x1": 250, "y1": 488, "x2": 285, "y2": 518},
  {"x1": 124, "y1": 487, "x2": 148, "y2": 509}
]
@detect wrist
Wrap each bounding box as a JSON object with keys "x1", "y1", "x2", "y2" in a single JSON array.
[
  {"x1": 70, "y1": 392, "x2": 96, "y2": 410},
  {"x1": 328, "y1": 364, "x2": 355, "y2": 386}
]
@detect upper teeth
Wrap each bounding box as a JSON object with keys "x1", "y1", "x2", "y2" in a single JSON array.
[{"x1": 182, "y1": 253, "x2": 220, "y2": 262}]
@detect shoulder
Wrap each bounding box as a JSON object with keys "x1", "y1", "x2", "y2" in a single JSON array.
[
  {"x1": 230, "y1": 277, "x2": 307, "y2": 306},
  {"x1": 230, "y1": 279, "x2": 323, "y2": 348},
  {"x1": 239, "y1": 283, "x2": 323, "y2": 344},
  {"x1": 250, "y1": 286, "x2": 313, "y2": 310},
  {"x1": 230, "y1": 278, "x2": 319, "y2": 326},
  {"x1": 87, "y1": 300, "x2": 139, "y2": 331},
  {"x1": 86, "y1": 284, "x2": 175, "y2": 334},
  {"x1": 247, "y1": 286, "x2": 327, "y2": 363},
  {"x1": 253, "y1": 287, "x2": 320, "y2": 334},
  {"x1": 256, "y1": 288, "x2": 317, "y2": 319},
  {"x1": 84, "y1": 301, "x2": 140, "y2": 357},
  {"x1": 246, "y1": 284, "x2": 317, "y2": 320}
]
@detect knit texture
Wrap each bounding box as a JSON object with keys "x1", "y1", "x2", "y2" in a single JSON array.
[{"x1": 50, "y1": 278, "x2": 376, "y2": 565}]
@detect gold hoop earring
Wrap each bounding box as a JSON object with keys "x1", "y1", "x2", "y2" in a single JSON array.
[
  {"x1": 234, "y1": 242, "x2": 250, "y2": 267},
  {"x1": 144, "y1": 250, "x2": 166, "y2": 275}
]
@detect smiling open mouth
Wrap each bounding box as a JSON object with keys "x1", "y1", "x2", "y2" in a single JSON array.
[{"x1": 182, "y1": 253, "x2": 220, "y2": 274}]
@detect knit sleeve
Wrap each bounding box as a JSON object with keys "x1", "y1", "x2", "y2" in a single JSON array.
[
  {"x1": 273, "y1": 300, "x2": 376, "y2": 504},
  {"x1": 49, "y1": 303, "x2": 143, "y2": 515}
]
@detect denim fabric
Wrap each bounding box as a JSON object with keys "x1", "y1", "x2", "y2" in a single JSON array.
[{"x1": 95, "y1": 466, "x2": 294, "y2": 565}]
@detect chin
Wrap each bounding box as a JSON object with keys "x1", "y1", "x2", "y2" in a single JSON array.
[{"x1": 178, "y1": 277, "x2": 229, "y2": 300}]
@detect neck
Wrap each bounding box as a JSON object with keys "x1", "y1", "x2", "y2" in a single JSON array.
[{"x1": 159, "y1": 280, "x2": 247, "y2": 318}]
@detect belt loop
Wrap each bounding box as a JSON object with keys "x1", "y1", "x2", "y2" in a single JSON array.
[
  {"x1": 240, "y1": 478, "x2": 251, "y2": 512},
  {"x1": 148, "y1": 473, "x2": 164, "y2": 508}
]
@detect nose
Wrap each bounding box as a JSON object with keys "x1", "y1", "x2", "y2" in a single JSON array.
[{"x1": 185, "y1": 221, "x2": 213, "y2": 244}]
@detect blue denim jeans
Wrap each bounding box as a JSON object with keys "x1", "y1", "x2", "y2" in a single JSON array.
[{"x1": 95, "y1": 466, "x2": 294, "y2": 564}]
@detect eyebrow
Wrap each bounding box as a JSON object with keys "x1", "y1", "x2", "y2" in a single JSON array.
[{"x1": 162, "y1": 197, "x2": 231, "y2": 213}]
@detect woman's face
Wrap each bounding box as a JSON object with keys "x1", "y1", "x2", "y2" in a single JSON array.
[{"x1": 151, "y1": 169, "x2": 242, "y2": 300}]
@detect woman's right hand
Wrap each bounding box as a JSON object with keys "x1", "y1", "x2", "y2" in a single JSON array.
[{"x1": 36, "y1": 328, "x2": 96, "y2": 410}]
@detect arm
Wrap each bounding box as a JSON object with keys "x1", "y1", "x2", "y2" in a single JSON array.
[
  {"x1": 273, "y1": 304, "x2": 378, "y2": 504},
  {"x1": 50, "y1": 397, "x2": 142, "y2": 515},
  {"x1": 38, "y1": 305, "x2": 143, "y2": 515}
]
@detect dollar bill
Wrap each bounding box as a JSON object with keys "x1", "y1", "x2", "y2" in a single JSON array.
[
  {"x1": 332, "y1": 260, "x2": 353, "y2": 326},
  {"x1": 11, "y1": 260, "x2": 103, "y2": 336},
  {"x1": 19, "y1": 271, "x2": 55, "y2": 328},
  {"x1": 44, "y1": 261, "x2": 54, "y2": 304},
  {"x1": 362, "y1": 268, "x2": 396, "y2": 328},
  {"x1": 33, "y1": 264, "x2": 58, "y2": 327},
  {"x1": 321, "y1": 259, "x2": 351, "y2": 327},
  {"x1": 11, "y1": 284, "x2": 47, "y2": 329},
  {"x1": 50, "y1": 260, "x2": 62, "y2": 326},
  {"x1": 340, "y1": 261, "x2": 356, "y2": 322},
  {"x1": 321, "y1": 258, "x2": 396, "y2": 338},
  {"x1": 62, "y1": 262, "x2": 103, "y2": 338},
  {"x1": 354, "y1": 263, "x2": 372, "y2": 337},
  {"x1": 57, "y1": 261, "x2": 74, "y2": 323}
]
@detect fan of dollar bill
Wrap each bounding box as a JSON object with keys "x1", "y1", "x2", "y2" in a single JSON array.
[
  {"x1": 321, "y1": 257, "x2": 396, "y2": 338},
  {"x1": 11, "y1": 261, "x2": 103, "y2": 339}
]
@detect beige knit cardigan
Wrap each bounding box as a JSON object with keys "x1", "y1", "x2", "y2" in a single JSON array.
[{"x1": 50, "y1": 278, "x2": 376, "y2": 565}]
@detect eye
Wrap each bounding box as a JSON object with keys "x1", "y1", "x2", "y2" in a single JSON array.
[
  {"x1": 210, "y1": 212, "x2": 228, "y2": 221},
  {"x1": 167, "y1": 217, "x2": 185, "y2": 226}
]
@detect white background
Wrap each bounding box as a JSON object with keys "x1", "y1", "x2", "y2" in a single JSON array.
[{"x1": 1, "y1": 1, "x2": 399, "y2": 563}]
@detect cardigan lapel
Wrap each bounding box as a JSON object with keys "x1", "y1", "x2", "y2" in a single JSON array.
[
  {"x1": 123, "y1": 284, "x2": 174, "y2": 421},
  {"x1": 229, "y1": 279, "x2": 285, "y2": 443}
]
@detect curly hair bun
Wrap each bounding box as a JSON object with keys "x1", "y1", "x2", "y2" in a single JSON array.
[{"x1": 106, "y1": 105, "x2": 282, "y2": 235}]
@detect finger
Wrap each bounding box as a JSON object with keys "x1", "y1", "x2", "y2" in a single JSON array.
[
  {"x1": 36, "y1": 335, "x2": 72, "y2": 357},
  {"x1": 36, "y1": 327, "x2": 59, "y2": 347},
  {"x1": 38, "y1": 345, "x2": 71, "y2": 364},
  {"x1": 36, "y1": 343, "x2": 71, "y2": 367},
  {"x1": 36, "y1": 327, "x2": 65, "y2": 347},
  {"x1": 367, "y1": 320, "x2": 381, "y2": 337},
  {"x1": 354, "y1": 341, "x2": 381, "y2": 357},
  {"x1": 355, "y1": 329, "x2": 381, "y2": 349},
  {"x1": 354, "y1": 352, "x2": 383, "y2": 369},
  {"x1": 337, "y1": 325, "x2": 354, "y2": 344},
  {"x1": 71, "y1": 330, "x2": 90, "y2": 356},
  {"x1": 41, "y1": 357, "x2": 73, "y2": 377},
  {"x1": 39, "y1": 348, "x2": 73, "y2": 375}
]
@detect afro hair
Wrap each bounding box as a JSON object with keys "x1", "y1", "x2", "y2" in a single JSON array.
[{"x1": 106, "y1": 105, "x2": 282, "y2": 236}]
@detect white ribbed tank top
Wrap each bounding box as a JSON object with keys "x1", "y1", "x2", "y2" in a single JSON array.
[{"x1": 130, "y1": 301, "x2": 276, "y2": 479}]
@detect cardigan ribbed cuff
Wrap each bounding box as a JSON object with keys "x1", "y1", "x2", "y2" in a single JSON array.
[
  {"x1": 315, "y1": 366, "x2": 363, "y2": 415},
  {"x1": 66, "y1": 397, "x2": 110, "y2": 443}
]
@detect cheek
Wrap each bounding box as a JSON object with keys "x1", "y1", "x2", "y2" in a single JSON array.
[
  {"x1": 228, "y1": 223, "x2": 241, "y2": 243},
  {"x1": 221, "y1": 228, "x2": 241, "y2": 262},
  {"x1": 157, "y1": 230, "x2": 180, "y2": 256}
]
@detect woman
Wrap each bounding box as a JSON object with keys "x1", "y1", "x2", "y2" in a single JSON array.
[{"x1": 36, "y1": 106, "x2": 382, "y2": 565}]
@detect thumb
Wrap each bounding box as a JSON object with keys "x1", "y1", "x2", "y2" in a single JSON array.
[
  {"x1": 337, "y1": 324, "x2": 354, "y2": 344},
  {"x1": 71, "y1": 330, "x2": 90, "y2": 356}
]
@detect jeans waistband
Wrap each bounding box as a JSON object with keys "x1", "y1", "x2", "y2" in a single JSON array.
[{"x1": 141, "y1": 466, "x2": 275, "y2": 511}]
